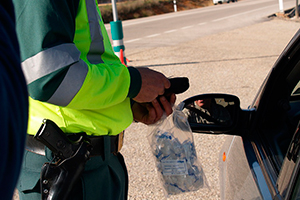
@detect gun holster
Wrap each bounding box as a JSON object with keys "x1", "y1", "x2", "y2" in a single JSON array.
[{"x1": 35, "y1": 119, "x2": 92, "y2": 200}]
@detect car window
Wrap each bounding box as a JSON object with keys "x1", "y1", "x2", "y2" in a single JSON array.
[
  {"x1": 288, "y1": 66, "x2": 300, "y2": 131},
  {"x1": 291, "y1": 174, "x2": 300, "y2": 200},
  {"x1": 275, "y1": 64, "x2": 300, "y2": 199},
  {"x1": 291, "y1": 81, "x2": 300, "y2": 96},
  {"x1": 273, "y1": 62, "x2": 300, "y2": 166},
  {"x1": 255, "y1": 52, "x2": 300, "y2": 198},
  {"x1": 260, "y1": 70, "x2": 300, "y2": 173}
]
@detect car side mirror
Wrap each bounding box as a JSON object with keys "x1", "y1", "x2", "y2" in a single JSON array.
[{"x1": 177, "y1": 94, "x2": 241, "y2": 134}]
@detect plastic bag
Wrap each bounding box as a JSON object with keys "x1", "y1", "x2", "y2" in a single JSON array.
[{"x1": 148, "y1": 109, "x2": 209, "y2": 197}]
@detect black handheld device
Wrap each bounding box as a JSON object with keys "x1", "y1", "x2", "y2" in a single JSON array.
[{"x1": 165, "y1": 77, "x2": 189, "y2": 95}]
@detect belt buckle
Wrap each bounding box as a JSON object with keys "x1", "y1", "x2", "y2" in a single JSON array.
[{"x1": 117, "y1": 131, "x2": 124, "y2": 152}]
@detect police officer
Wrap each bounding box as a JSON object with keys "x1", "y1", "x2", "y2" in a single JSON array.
[
  {"x1": 0, "y1": 1, "x2": 28, "y2": 199},
  {"x1": 12, "y1": 0, "x2": 175, "y2": 199}
]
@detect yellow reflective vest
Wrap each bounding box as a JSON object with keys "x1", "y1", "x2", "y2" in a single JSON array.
[{"x1": 13, "y1": 0, "x2": 141, "y2": 136}]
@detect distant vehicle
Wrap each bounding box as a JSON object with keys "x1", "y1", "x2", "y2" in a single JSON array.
[
  {"x1": 179, "y1": 27, "x2": 300, "y2": 199},
  {"x1": 213, "y1": 0, "x2": 237, "y2": 5}
]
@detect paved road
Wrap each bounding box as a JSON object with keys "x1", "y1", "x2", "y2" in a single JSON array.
[
  {"x1": 121, "y1": 18, "x2": 299, "y2": 200},
  {"x1": 106, "y1": 0, "x2": 295, "y2": 52}
]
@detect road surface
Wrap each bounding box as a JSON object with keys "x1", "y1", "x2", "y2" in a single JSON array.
[{"x1": 106, "y1": 0, "x2": 295, "y2": 53}]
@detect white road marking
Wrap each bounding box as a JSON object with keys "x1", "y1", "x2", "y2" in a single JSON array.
[
  {"x1": 198, "y1": 22, "x2": 207, "y2": 26},
  {"x1": 164, "y1": 29, "x2": 177, "y2": 34},
  {"x1": 125, "y1": 22, "x2": 208, "y2": 43},
  {"x1": 181, "y1": 25, "x2": 193, "y2": 29},
  {"x1": 126, "y1": 38, "x2": 141, "y2": 43},
  {"x1": 146, "y1": 33, "x2": 161, "y2": 38}
]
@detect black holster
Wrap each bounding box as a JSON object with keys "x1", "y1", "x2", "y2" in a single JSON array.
[
  {"x1": 34, "y1": 119, "x2": 92, "y2": 200},
  {"x1": 41, "y1": 142, "x2": 90, "y2": 200}
]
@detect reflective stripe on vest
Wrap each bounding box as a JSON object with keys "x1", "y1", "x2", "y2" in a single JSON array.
[
  {"x1": 47, "y1": 60, "x2": 88, "y2": 106},
  {"x1": 21, "y1": 43, "x2": 81, "y2": 85},
  {"x1": 86, "y1": 0, "x2": 105, "y2": 64}
]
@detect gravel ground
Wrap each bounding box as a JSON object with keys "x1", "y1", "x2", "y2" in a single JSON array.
[{"x1": 13, "y1": 17, "x2": 299, "y2": 200}]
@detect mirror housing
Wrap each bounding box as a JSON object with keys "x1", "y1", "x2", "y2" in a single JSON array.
[{"x1": 177, "y1": 93, "x2": 241, "y2": 134}]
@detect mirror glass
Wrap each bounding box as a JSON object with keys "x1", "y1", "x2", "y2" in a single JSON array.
[{"x1": 179, "y1": 94, "x2": 240, "y2": 133}]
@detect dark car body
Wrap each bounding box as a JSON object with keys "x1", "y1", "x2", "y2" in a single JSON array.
[
  {"x1": 180, "y1": 28, "x2": 300, "y2": 199},
  {"x1": 213, "y1": 0, "x2": 237, "y2": 5}
]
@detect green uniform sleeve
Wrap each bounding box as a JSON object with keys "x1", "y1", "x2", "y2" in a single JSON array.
[
  {"x1": 13, "y1": 0, "x2": 141, "y2": 110},
  {"x1": 127, "y1": 67, "x2": 141, "y2": 99}
]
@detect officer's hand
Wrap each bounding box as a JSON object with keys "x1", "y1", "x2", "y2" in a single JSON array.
[
  {"x1": 133, "y1": 68, "x2": 171, "y2": 103},
  {"x1": 132, "y1": 94, "x2": 176, "y2": 125}
]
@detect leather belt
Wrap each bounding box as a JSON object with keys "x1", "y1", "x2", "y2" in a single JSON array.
[{"x1": 25, "y1": 132, "x2": 124, "y2": 157}]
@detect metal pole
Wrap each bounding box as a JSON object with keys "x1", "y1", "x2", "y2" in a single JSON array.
[
  {"x1": 173, "y1": 0, "x2": 177, "y2": 12},
  {"x1": 111, "y1": 0, "x2": 118, "y2": 21},
  {"x1": 278, "y1": 0, "x2": 284, "y2": 13},
  {"x1": 296, "y1": 0, "x2": 299, "y2": 18},
  {"x1": 110, "y1": 0, "x2": 127, "y2": 64}
]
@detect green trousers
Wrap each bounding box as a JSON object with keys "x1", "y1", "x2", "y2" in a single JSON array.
[{"x1": 17, "y1": 136, "x2": 128, "y2": 200}]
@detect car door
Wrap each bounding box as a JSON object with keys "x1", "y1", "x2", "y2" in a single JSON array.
[
  {"x1": 244, "y1": 28, "x2": 300, "y2": 199},
  {"x1": 179, "y1": 28, "x2": 300, "y2": 199}
]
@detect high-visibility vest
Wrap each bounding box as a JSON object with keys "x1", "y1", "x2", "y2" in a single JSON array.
[{"x1": 13, "y1": 0, "x2": 139, "y2": 136}]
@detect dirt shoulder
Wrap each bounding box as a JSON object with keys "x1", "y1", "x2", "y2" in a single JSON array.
[{"x1": 99, "y1": 0, "x2": 214, "y2": 23}]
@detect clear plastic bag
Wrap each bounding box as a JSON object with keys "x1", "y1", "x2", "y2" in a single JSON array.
[{"x1": 148, "y1": 109, "x2": 209, "y2": 197}]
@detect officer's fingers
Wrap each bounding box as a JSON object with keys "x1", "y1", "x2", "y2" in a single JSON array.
[
  {"x1": 163, "y1": 77, "x2": 171, "y2": 89},
  {"x1": 159, "y1": 96, "x2": 173, "y2": 116},
  {"x1": 158, "y1": 84, "x2": 166, "y2": 96},
  {"x1": 145, "y1": 104, "x2": 157, "y2": 125},
  {"x1": 147, "y1": 71, "x2": 170, "y2": 95},
  {"x1": 169, "y1": 93, "x2": 176, "y2": 107},
  {"x1": 152, "y1": 99, "x2": 164, "y2": 122}
]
